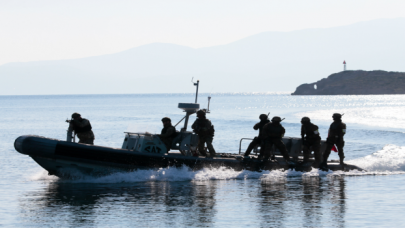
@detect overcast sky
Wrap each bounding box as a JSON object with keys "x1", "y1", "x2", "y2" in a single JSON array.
[{"x1": 1, "y1": 0, "x2": 405, "y2": 66}]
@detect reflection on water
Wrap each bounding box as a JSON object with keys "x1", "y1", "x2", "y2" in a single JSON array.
[
  {"x1": 19, "y1": 180, "x2": 218, "y2": 227},
  {"x1": 19, "y1": 177, "x2": 347, "y2": 227},
  {"x1": 258, "y1": 177, "x2": 346, "y2": 227}
]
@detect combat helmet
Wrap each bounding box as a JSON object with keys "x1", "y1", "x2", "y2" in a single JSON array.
[
  {"x1": 197, "y1": 109, "x2": 206, "y2": 116},
  {"x1": 161, "y1": 117, "x2": 171, "y2": 122},
  {"x1": 71, "y1": 112, "x2": 81, "y2": 119},
  {"x1": 271, "y1": 116, "x2": 282, "y2": 122},
  {"x1": 301, "y1": 116, "x2": 311, "y2": 124},
  {"x1": 259, "y1": 114, "x2": 268, "y2": 121},
  {"x1": 332, "y1": 113, "x2": 342, "y2": 120}
]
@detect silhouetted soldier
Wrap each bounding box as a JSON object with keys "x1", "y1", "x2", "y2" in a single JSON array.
[
  {"x1": 68, "y1": 112, "x2": 95, "y2": 145},
  {"x1": 262, "y1": 116, "x2": 294, "y2": 165},
  {"x1": 192, "y1": 110, "x2": 216, "y2": 158},
  {"x1": 159, "y1": 117, "x2": 176, "y2": 152},
  {"x1": 243, "y1": 114, "x2": 270, "y2": 157},
  {"x1": 301, "y1": 117, "x2": 321, "y2": 166},
  {"x1": 321, "y1": 113, "x2": 346, "y2": 170}
]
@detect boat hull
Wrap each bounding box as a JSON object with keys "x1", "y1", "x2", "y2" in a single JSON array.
[{"x1": 14, "y1": 135, "x2": 362, "y2": 177}]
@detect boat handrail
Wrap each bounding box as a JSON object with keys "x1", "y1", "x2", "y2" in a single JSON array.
[{"x1": 239, "y1": 138, "x2": 254, "y2": 154}]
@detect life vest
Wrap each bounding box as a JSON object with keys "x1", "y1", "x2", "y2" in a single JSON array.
[
  {"x1": 302, "y1": 123, "x2": 321, "y2": 140},
  {"x1": 193, "y1": 118, "x2": 214, "y2": 137},
  {"x1": 256, "y1": 120, "x2": 270, "y2": 137},
  {"x1": 328, "y1": 121, "x2": 346, "y2": 140},
  {"x1": 73, "y1": 119, "x2": 92, "y2": 133},
  {"x1": 161, "y1": 125, "x2": 177, "y2": 138},
  {"x1": 266, "y1": 123, "x2": 284, "y2": 138}
]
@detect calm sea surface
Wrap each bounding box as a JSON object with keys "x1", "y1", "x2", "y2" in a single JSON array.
[{"x1": 1, "y1": 93, "x2": 405, "y2": 227}]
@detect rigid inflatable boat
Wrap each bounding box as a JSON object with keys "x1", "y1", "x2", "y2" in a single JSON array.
[{"x1": 13, "y1": 81, "x2": 362, "y2": 177}]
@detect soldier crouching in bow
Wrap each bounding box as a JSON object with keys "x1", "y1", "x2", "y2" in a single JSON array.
[
  {"x1": 320, "y1": 113, "x2": 346, "y2": 170},
  {"x1": 68, "y1": 112, "x2": 95, "y2": 145},
  {"x1": 300, "y1": 117, "x2": 322, "y2": 167},
  {"x1": 262, "y1": 116, "x2": 294, "y2": 165},
  {"x1": 158, "y1": 117, "x2": 176, "y2": 152},
  {"x1": 192, "y1": 110, "x2": 216, "y2": 158},
  {"x1": 243, "y1": 114, "x2": 270, "y2": 157}
]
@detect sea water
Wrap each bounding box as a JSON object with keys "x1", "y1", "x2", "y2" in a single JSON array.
[{"x1": 1, "y1": 93, "x2": 405, "y2": 227}]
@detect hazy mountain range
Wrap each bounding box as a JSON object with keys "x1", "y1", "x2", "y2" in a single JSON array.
[{"x1": 1, "y1": 18, "x2": 405, "y2": 95}]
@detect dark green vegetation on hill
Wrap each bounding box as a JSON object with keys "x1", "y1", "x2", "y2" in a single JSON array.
[{"x1": 292, "y1": 70, "x2": 405, "y2": 95}]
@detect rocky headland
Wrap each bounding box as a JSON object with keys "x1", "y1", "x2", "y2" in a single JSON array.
[{"x1": 291, "y1": 70, "x2": 405, "y2": 95}]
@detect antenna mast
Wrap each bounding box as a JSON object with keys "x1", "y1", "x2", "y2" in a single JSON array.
[{"x1": 194, "y1": 79, "x2": 199, "y2": 103}]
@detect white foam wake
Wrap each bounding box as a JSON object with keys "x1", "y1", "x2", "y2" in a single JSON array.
[
  {"x1": 346, "y1": 144, "x2": 405, "y2": 174},
  {"x1": 29, "y1": 166, "x2": 359, "y2": 183}
]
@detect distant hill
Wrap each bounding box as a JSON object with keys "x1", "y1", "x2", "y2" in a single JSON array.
[
  {"x1": 2, "y1": 18, "x2": 405, "y2": 95},
  {"x1": 291, "y1": 70, "x2": 405, "y2": 95}
]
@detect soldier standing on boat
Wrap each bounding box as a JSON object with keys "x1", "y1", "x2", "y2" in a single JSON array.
[
  {"x1": 192, "y1": 110, "x2": 216, "y2": 158},
  {"x1": 262, "y1": 116, "x2": 294, "y2": 164},
  {"x1": 159, "y1": 117, "x2": 176, "y2": 152},
  {"x1": 68, "y1": 112, "x2": 95, "y2": 145},
  {"x1": 243, "y1": 114, "x2": 270, "y2": 157},
  {"x1": 300, "y1": 117, "x2": 322, "y2": 166},
  {"x1": 321, "y1": 113, "x2": 346, "y2": 169}
]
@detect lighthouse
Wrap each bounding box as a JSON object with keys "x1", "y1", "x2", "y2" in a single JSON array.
[{"x1": 343, "y1": 60, "x2": 346, "y2": 71}]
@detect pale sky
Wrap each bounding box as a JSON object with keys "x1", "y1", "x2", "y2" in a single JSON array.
[{"x1": 1, "y1": 0, "x2": 405, "y2": 66}]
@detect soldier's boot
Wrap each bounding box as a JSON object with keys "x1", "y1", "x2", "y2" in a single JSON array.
[
  {"x1": 319, "y1": 158, "x2": 329, "y2": 171},
  {"x1": 199, "y1": 149, "x2": 207, "y2": 157},
  {"x1": 257, "y1": 148, "x2": 265, "y2": 160},
  {"x1": 258, "y1": 144, "x2": 269, "y2": 161},
  {"x1": 259, "y1": 156, "x2": 271, "y2": 170},
  {"x1": 319, "y1": 150, "x2": 329, "y2": 171},
  {"x1": 197, "y1": 140, "x2": 207, "y2": 156},
  {"x1": 207, "y1": 143, "x2": 216, "y2": 158},
  {"x1": 279, "y1": 147, "x2": 291, "y2": 162},
  {"x1": 243, "y1": 143, "x2": 256, "y2": 157},
  {"x1": 339, "y1": 155, "x2": 345, "y2": 165},
  {"x1": 313, "y1": 160, "x2": 321, "y2": 168},
  {"x1": 282, "y1": 154, "x2": 296, "y2": 166},
  {"x1": 302, "y1": 146, "x2": 310, "y2": 163},
  {"x1": 316, "y1": 152, "x2": 322, "y2": 165},
  {"x1": 312, "y1": 153, "x2": 321, "y2": 168},
  {"x1": 319, "y1": 162, "x2": 327, "y2": 171},
  {"x1": 259, "y1": 146, "x2": 272, "y2": 162}
]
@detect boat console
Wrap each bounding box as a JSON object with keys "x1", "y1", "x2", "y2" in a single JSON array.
[
  {"x1": 121, "y1": 132, "x2": 167, "y2": 154},
  {"x1": 120, "y1": 79, "x2": 205, "y2": 156}
]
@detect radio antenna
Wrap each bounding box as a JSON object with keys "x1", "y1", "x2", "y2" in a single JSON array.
[{"x1": 191, "y1": 77, "x2": 199, "y2": 103}]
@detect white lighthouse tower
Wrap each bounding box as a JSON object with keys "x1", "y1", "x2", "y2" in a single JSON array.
[{"x1": 343, "y1": 60, "x2": 346, "y2": 71}]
